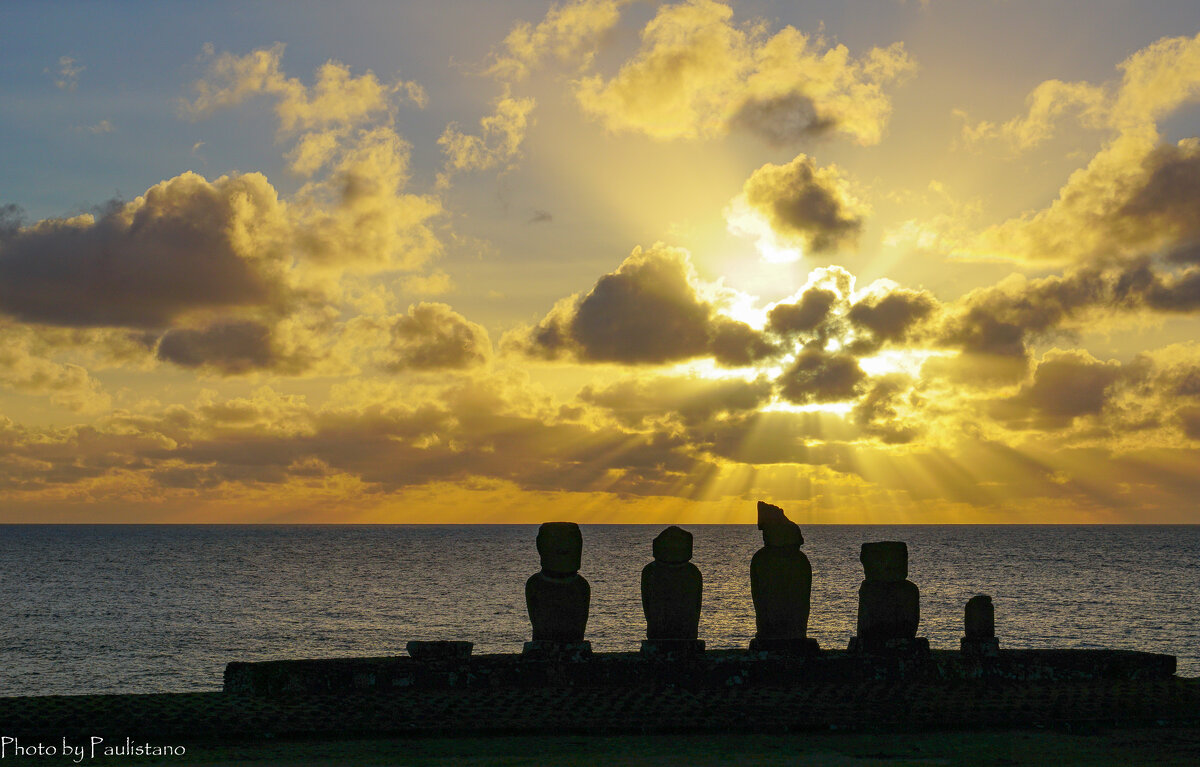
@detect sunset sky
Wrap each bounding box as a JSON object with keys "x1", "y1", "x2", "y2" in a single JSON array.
[{"x1": 2, "y1": 0, "x2": 1200, "y2": 523}]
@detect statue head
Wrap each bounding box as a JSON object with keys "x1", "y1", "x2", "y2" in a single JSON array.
[
  {"x1": 536, "y1": 521, "x2": 583, "y2": 574},
  {"x1": 652, "y1": 525, "x2": 693, "y2": 563},
  {"x1": 757, "y1": 500, "x2": 803, "y2": 547},
  {"x1": 860, "y1": 541, "x2": 908, "y2": 581}
]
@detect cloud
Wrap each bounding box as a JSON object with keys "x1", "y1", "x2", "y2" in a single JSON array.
[
  {"x1": 509, "y1": 243, "x2": 772, "y2": 366},
  {"x1": 989, "y1": 349, "x2": 1121, "y2": 431},
  {"x1": 0, "y1": 172, "x2": 292, "y2": 328},
  {"x1": 761, "y1": 266, "x2": 855, "y2": 343},
  {"x1": 580, "y1": 375, "x2": 771, "y2": 428},
  {"x1": 940, "y1": 268, "x2": 1110, "y2": 356},
  {"x1": 399, "y1": 270, "x2": 455, "y2": 296},
  {"x1": 74, "y1": 120, "x2": 114, "y2": 135},
  {"x1": 437, "y1": 95, "x2": 536, "y2": 180},
  {"x1": 916, "y1": 257, "x2": 1200, "y2": 389},
  {"x1": 1178, "y1": 407, "x2": 1200, "y2": 440},
  {"x1": 157, "y1": 320, "x2": 278, "y2": 375},
  {"x1": 847, "y1": 287, "x2": 938, "y2": 347},
  {"x1": 726, "y1": 154, "x2": 867, "y2": 261},
  {"x1": 0, "y1": 156, "x2": 444, "y2": 374},
  {"x1": 767, "y1": 287, "x2": 838, "y2": 335},
  {"x1": 436, "y1": 0, "x2": 626, "y2": 185},
  {"x1": 3, "y1": 45, "x2": 447, "y2": 383},
  {"x1": 0, "y1": 322, "x2": 111, "y2": 412},
  {"x1": 959, "y1": 32, "x2": 1200, "y2": 154},
  {"x1": 936, "y1": 258, "x2": 1200, "y2": 359},
  {"x1": 0, "y1": 205, "x2": 21, "y2": 238},
  {"x1": 183, "y1": 47, "x2": 443, "y2": 275},
  {"x1": 777, "y1": 346, "x2": 866, "y2": 404},
  {"x1": 957, "y1": 80, "x2": 1107, "y2": 152},
  {"x1": 1114, "y1": 138, "x2": 1200, "y2": 245},
  {"x1": 290, "y1": 125, "x2": 443, "y2": 276},
  {"x1": 707, "y1": 317, "x2": 780, "y2": 367},
  {"x1": 375, "y1": 303, "x2": 492, "y2": 371},
  {"x1": 972, "y1": 135, "x2": 1200, "y2": 264},
  {"x1": 520, "y1": 244, "x2": 710, "y2": 363},
  {"x1": 181, "y1": 44, "x2": 405, "y2": 133},
  {"x1": 51, "y1": 56, "x2": 83, "y2": 91},
  {"x1": 574, "y1": 0, "x2": 914, "y2": 144},
  {"x1": 943, "y1": 33, "x2": 1200, "y2": 264},
  {"x1": 729, "y1": 93, "x2": 837, "y2": 147},
  {"x1": 851, "y1": 373, "x2": 922, "y2": 444},
  {"x1": 486, "y1": 0, "x2": 626, "y2": 82}
]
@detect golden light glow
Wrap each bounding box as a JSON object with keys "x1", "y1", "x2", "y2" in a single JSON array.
[{"x1": 1, "y1": 3, "x2": 1198, "y2": 522}]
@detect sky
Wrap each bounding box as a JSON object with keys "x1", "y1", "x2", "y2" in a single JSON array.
[{"x1": 2, "y1": 0, "x2": 1200, "y2": 523}]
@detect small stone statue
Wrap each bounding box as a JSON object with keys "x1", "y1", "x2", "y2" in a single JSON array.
[
  {"x1": 641, "y1": 526, "x2": 703, "y2": 656},
  {"x1": 851, "y1": 541, "x2": 924, "y2": 654},
  {"x1": 524, "y1": 522, "x2": 590, "y2": 651},
  {"x1": 961, "y1": 594, "x2": 1000, "y2": 657},
  {"x1": 749, "y1": 501, "x2": 816, "y2": 653}
]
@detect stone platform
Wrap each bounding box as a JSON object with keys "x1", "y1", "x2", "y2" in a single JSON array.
[
  {"x1": 1, "y1": 677, "x2": 1197, "y2": 741},
  {"x1": 224, "y1": 648, "x2": 1176, "y2": 698}
]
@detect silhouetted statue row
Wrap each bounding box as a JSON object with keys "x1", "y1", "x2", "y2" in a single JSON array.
[{"x1": 525, "y1": 502, "x2": 998, "y2": 658}]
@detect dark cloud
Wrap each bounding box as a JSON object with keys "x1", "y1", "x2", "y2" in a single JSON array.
[
  {"x1": 568, "y1": 246, "x2": 711, "y2": 363},
  {"x1": 777, "y1": 346, "x2": 866, "y2": 404},
  {"x1": 1165, "y1": 242, "x2": 1200, "y2": 265},
  {"x1": 0, "y1": 204, "x2": 23, "y2": 239},
  {"x1": 1117, "y1": 139, "x2": 1200, "y2": 243},
  {"x1": 1165, "y1": 364, "x2": 1200, "y2": 399},
  {"x1": 729, "y1": 93, "x2": 837, "y2": 147},
  {"x1": 513, "y1": 244, "x2": 774, "y2": 366},
  {"x1": 580, "y1": 375, "x2": 772, "y2": 428},
  {"x1": 708, "y1": 318, "x2": 780, "y2": 367},
  {"x1": 157, "y1": 320, "x2": 278, "y2": 375},
  {"x1": 852, "y1": 374, "x2": 922, "y2": 444},
  {"x1": 1144, "y1": 267, "x2": 1200, "y2": 312},
  {"x1": 928, "y1": 267, "x2": 1123, "y2": 385},
  {"x1": 989, "y1": 350, "x2": 1121, "y2": 430},
  {"x1": 1178, "y1": 406, "x2": 1200, "y2": 440},
  {"x1": 943, "y1": 269, "x2": 1111, "y2": 356},
  {"x1": 847, "y1": 288, "x2": 938, "y2": 346},
  {"x1": 0, "y1": 173, "x2": 292, "y2": 328},
  {"x1": 918, "y1": 258, "x2": 1200, "y2": 392},
  {"x1": 381, "y1": 303, "x2": 491, "y2": 371},
  {"x1": 931, "y1": 260, "x2": 1200, "y2": 387},
  {"x1": 737, "y1": 154, "x2": 864, "y2": 254},
  {"x1": 767, "y1": 287, "x2": 838, "y2": 335}
]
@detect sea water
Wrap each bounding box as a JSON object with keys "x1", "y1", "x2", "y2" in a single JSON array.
[{"x1": 0, "y1": 524, "x2": 1196, "y2": 695}]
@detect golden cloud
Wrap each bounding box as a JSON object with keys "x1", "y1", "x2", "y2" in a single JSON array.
[
  {"x1": 726, "y1": 153, "x2": 867, "y2": 261},
  {"x1": 574, "y1": 0, "x2": 913, "y2": 144}
]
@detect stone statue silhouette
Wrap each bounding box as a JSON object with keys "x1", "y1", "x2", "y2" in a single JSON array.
[
  {"x1": 641, "y1": 526, "x2": 702, "y2": 643},
  {"x1": 525, "y1": 522, "x2": 590, "y2": 644},
  {"x1": 851, "y1": 541, "x2": 924, "y2": 654},
  {"x1": 749, "y1": 501, "x2": 815, "y2": 653},
  {"x1": 962, "y1": 593, "x2": 999, "y2": 657}
]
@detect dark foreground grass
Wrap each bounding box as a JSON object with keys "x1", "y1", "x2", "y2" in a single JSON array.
[{"x1": 40, "y1": 727, "x2": 1200, "y2": 767}]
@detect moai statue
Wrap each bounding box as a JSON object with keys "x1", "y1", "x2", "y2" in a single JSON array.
[
  {"x1": 749, "y1": 501, "x2": 817, "y2": 654},
  {"x1": 850, "y1": 541, "x2": 926, "y2": 654},
  {"x1": 961, "y1": 594, "x2": 1000, "y2": 657},
  {"x1": 524, "y1": 522, "x2": 591, "y2": 658},
  {"x1": 640, "y1": 526, "x2": 704, "y2": 657}
]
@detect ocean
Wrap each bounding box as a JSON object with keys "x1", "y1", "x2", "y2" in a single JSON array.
[{"x1": 0, "y1": 524, "x2": 1196, "y2": 696}]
